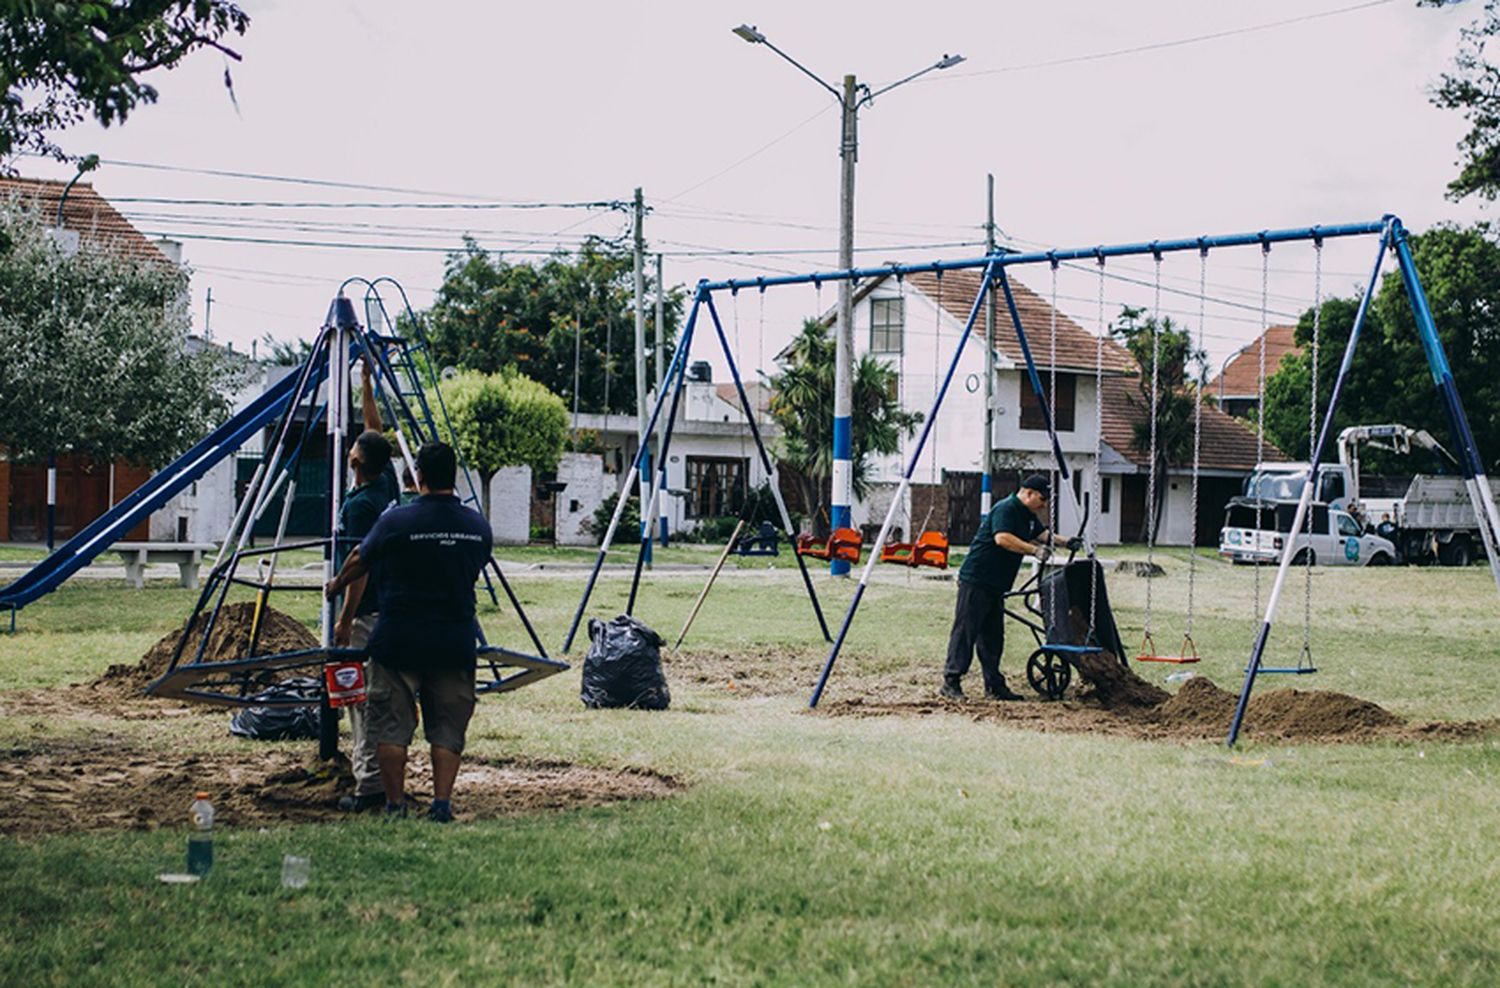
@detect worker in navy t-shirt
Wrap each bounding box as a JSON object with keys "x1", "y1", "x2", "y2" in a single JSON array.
[
  {"x1": 942, "y1": 473, "x2": 1076, "y2": 701},
  {"x1": 325, "y1": 441, "x2": 493, "y2": 823}
]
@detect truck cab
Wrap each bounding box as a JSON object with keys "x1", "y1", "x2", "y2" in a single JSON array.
[
  {"x1": 1242, "y1": 463, "x2": 1352, "y2": 512},
  {"x1": 1219, "y1": 500, "x2": 1396, "y2": 566}
]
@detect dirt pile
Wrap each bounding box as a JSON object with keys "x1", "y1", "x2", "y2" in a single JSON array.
[
  {"x1": 1070, "y1": 651, "x2": 1169, "y2": 709},
  {"x1": 1150, "y1": 677, "x2": 1405, "y2": 741},
  {"x1": 0, "y1": 738, "x2": 679, "y2": 836},
  {"x1": 823, "y1": 672, "x2": 1500, "y2": 745},
  {"x1": 89, "y1": 603, "x2": 317, "y2": 700}
]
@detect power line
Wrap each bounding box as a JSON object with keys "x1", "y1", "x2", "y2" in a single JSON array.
[
  {"x1": 941, "y1": 0, "x2": 1397, "y2": 80},
  {"x1": 112, "y1": 196, "x2": 627, "y2": 211}
]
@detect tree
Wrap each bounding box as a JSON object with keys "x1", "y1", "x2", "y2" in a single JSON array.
[
  {"x1": 0, "y1": 1, "x2": 249, "y2": 163},
  {"x1": 424, "y1": 237, "x2": 684, "y2": 416},
  {"x1": 0, "y1": 200, "x2": 237, "y2": 468},
  {"x1": 438, "y1": 369, "x2": 570, "y2": 512},
  {"x1": 1424, "y1": 0, "x2": 1500, "y2": 200},
  {"x1": 1111, "y1": 305, "x2": 1206, "y2": 541},
  {"x1": 1263, "y1": 224, "x2": 1500, "y2": 470},
  {"x1": 768, "y1": 318, "x2": 922, "y2": 534}
]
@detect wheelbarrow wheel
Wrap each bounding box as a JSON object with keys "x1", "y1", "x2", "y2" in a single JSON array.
[{"x1": 1025, "y1": 648, "x2": 1072, "y2": 701}]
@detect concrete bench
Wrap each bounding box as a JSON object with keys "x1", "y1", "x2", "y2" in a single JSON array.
[{"x1": 109, "y1": 542, "x2": 217, "y2": 589}]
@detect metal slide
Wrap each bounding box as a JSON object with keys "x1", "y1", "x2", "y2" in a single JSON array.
[{"x1": 0, "y1": 368, "x2": 308, "y2": 615}]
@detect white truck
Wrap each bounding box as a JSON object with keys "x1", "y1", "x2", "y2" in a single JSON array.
[
  {"x1": 1219, "y1": 501, "x2": 1397, "y2": 566},
  {"x1": 1235, "y1": 424, "x2": 1497, "y2": 566}
]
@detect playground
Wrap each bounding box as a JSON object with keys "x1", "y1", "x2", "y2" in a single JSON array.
[{"x1": 2, "y1": 545, "x2": 1499, "y2": 982}]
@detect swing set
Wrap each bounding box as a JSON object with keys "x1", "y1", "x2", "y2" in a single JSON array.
[{"x1": 560, "y1": 216, "x2": 1499, "y2": 746}]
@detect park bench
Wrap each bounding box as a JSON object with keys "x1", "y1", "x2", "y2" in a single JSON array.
[{"x1": 110, "y1": 542, "x2": 217, "y2": 589}]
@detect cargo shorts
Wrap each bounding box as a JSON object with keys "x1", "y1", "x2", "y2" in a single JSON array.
[{"x1": 366, "y1": 660, "x2": 476, "y2": 755}]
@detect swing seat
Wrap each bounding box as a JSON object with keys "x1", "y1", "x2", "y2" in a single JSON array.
[
  {"x1": 880, "y1": 531, "x2": 949, "y2": 568},
  {"x1": 1134, "y1": 632, "x2": 1201, "y2": 664},
  {"x1": 732, "y1": 521, "x2": 780, "y2": 557},
  {"x1": 796, "y1": 528, "x2": 862, "y2": 563},
  {"x1": 1255, "y1": 666, "x2": 1320, "y2": 675}
]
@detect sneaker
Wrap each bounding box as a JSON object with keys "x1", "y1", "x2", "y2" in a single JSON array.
[
  {"x1": 338, "y1": 792, "x2": 386, "y2": 813},
  {"x1": 382, "y1": 801, "x2": 409, "y2": 820},
  {"x1": 939, "y1": 680, "x2": 966, "y2": 701},
  {"x1": 426, "y1": 801, "x2": 454, "y2": 824},
  {"x1": 984, "y1": 681, "x2": 1026, "y2": 702}
]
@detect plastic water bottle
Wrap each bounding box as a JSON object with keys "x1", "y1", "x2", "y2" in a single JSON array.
[
  {"x1": 187, "y1": 792, "x2": 214, "y2": 877},
  {"x1": 1164, "y1": 671, "x2": 1196, "y2": 685}
]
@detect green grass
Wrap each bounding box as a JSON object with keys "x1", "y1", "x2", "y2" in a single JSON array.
[{"x1": 3, "y1": 552, "x2": 1500, "y2": 984}]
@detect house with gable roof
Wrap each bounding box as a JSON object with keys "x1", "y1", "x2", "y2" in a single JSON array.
[{"x1": 813, "y1": 268, "x2": 1283, "y2": 546}]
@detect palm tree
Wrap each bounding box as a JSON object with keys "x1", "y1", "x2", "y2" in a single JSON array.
[{"x1": 769, "y1": 319, "x2": 921, "y2": 533}]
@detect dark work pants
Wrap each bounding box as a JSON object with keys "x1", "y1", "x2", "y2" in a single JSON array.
[{"x1": 944, "y1": 580, "x2": 1006, "y2": 691}]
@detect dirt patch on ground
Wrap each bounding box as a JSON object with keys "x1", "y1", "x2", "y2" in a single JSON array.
[
  {"x1": 0, "y1": 737, "x2": 680, "y2": 836},
  {"x1": 822, "y1": 670, "x2": 1500, "y2": 745},
  {"x1": 88, "y1": 603, "x2": 317, "y2": 703}
]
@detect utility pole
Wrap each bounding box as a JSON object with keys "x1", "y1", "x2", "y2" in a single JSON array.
[
  {"x1": 982, "y1": 173, "x2": 997, "y2": 516},
  {"x1": 655, "y1": 252, "x2": 668, "y2": 546},
  {"x1": 633, "y1": 188, "x2": 651, "y2": 566},
  {"x1": 830, "y1": 73, "x2": 858, "y2": 575},
  {"x1": 204, "y1": 287, "x2": 214, "y2": 342}
]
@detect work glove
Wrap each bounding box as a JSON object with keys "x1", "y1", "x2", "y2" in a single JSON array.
[
  {"x1": 1034, "y1": 545, "x2": 1053, "y2": 564},
  {"x1": 1066, "y1": 536, "x2": 1085, "y2": 552}
]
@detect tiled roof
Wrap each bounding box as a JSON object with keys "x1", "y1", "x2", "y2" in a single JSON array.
[
  {"x1": 1099, "y1": 374, "x2": 1287, "y2": 472},
  {"x1": 716, "y1": 381, "x2": 772, "y2": 416},
  {"x1": 904, "y1": 269, "x2": 1136, "y2": 374},
  {"x1": 1207, "y1": 325, "x2": 1300, "y2": 399},
  {"x1": 0, "y1": 176, "x2": 171, "y2": 264}
]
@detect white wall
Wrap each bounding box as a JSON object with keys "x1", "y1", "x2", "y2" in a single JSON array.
[
  {"x1": 554, "y1": 452, "x2": 606, "y2": 546},
  {"x1": 488, "y1": 466, "x2": 532, "y2": 545}
]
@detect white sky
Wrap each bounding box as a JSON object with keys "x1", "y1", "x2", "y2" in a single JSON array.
[{"x1": 17, "y1": 0, "x2": 1491, "y2": 383}]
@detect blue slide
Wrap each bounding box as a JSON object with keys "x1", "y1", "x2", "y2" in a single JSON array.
[{"x1": 1, "y1": 369, "x2": 305, "y2": 615}]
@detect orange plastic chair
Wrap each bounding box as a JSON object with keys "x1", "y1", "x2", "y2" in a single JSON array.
[
  {"x1": 1134, "y1": 631, "x2": 1200, "y2": 664},
  {"x1": 797, "y1": 527, "x2": 863, "y2": 563}
]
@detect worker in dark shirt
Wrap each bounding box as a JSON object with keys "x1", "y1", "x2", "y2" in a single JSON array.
[
  {"x1": 332, "y1": 361, "x2": 400, "y2": 812},
  {"x1": 325, "y1": 442, "x2": 494, "y2": 823},
  {"x1": 943, "y1": 473, "x2": 1078, "y2": 701}
]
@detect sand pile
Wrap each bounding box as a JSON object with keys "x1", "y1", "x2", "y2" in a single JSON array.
[
  {"x1": 90, "y1": 603, "x2": 317, "y2": 700},
  {"x1": 1069, "y1": 651, "x2": 1169, "y2": 709}
]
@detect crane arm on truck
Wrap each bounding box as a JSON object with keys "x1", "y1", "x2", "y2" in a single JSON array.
[{"x1": 1336, "y1": 424, "x2": 1459, "y2": 503}]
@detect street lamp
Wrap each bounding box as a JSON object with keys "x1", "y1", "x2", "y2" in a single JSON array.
[
  {"x1": 732, "y1": 25, "x2": 963, "y2": 574},
  {"x1": 46, "y1": 153, "x2": 101, "y2": 552}
]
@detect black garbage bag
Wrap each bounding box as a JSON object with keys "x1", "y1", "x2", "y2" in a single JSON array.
[
  {"x1": 580, "y1": 615, "x2": 670, "y2": 710},
  {"x1": 228, "y1": 677, "x2": 327, "y2": 741}
]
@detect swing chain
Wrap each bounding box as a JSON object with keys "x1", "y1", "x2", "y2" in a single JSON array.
[
  {"x1": 1049, "y1": 258, "x2": 1060, "y2": 541},
  {"x1": 1090, "y1": 252, "x2": 1106, "y2": 645},
  {"x1": 1304, "y1": 241, "x2": 1324, "y2": 657},
  {"x1": 1253, "y1": 241, "x2": 1270, "y2": 625},
  {"x1": 1143, "y1": 252, "x2": 1163, "y2": 639},
  {"x1": 1186, "y1": 242, "x2": 1207, "y2": 639}
]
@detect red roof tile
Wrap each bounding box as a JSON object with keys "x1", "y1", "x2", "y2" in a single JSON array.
[
  {"x1": 1207, "y1": 325, "x2": 1300, "y2": 399},
  {"x1": 905, "y1": 269, "x2": 1136, "y2": 374},
  {"x1": 0, "y1": 177, "x2": 171, "y2": 264},
  {"x1": 1099, "y1": 374, "x2": 1287, "y2": 472}
]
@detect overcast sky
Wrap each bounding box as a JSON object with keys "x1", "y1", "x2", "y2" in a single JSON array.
[{"x1": 17, "y1": 0, "x2": 1491, "y2": 382}]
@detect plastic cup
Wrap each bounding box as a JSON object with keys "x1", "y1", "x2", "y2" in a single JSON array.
[{"x1": 280, "y1": 854, "x2": 310, "y2": 889}]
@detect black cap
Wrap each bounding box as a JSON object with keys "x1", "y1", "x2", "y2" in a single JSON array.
[{"x1": 1021, "y1": 473, "x2": 1051, "y2": 498}]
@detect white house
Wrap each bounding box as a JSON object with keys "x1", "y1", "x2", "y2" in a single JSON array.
[{"x1": 827, "y1": 269, "x2": 1275, "y2": 546}]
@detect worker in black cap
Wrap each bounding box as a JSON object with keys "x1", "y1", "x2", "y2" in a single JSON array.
[{"x1": 942, "y1": 473, "x2": 1079, "y2": 701}]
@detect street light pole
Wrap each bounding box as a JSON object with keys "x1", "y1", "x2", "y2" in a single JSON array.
[
  {"x1": 731, "y1": 26, "x2": 963, "y2": 574},
  {"x1": 47, "y1": 154, "x2": 100, "y2": 552}
]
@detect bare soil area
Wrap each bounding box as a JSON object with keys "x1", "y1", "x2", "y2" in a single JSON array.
[{"x1": 0, "y1": 738, "x2": 679, "y2": 837}]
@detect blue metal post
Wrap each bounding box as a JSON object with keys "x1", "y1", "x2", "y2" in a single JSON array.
[
  {"x1": 997, "y1": 268, "x2": 1071, "y2": 482},
  {"x1": 1391, "y1": 221, "x2": 1500, "y2": 593},
  {"x1": 626, "y1": 330, "x2": 693, "y2": 616},
  {"x1": 830, "y1": 415, "x2": 853, "y2": 576},
  {"x1": 639, "y1": 445, "x2": 653, "y2": 566},
  {"x1": 563, "y1": 292, "x2": 702, "y2": 652},
  {"x1": 1227, "y1": 224, "x2": 1393, "y2": 745},
  {"x1": 808, "y1": 260, "x2": 998, "y2": 707}
]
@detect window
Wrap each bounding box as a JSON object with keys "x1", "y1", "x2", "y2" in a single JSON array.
[
  {"x1": 1019, "y1": 372, "x2": 1075, "y2": 432},
  {"x1": 685, "y1": 456, "x2": 748, "y2": 519},
  {"x1": 1102, "y1": 477, "x2": 1112, "y2": 514},
  {"x1": 885, "y1": 371, "x2": 900, "y2": 403},
  {"x1": 1320, "y1": 471, "x2": 1346, "y2": 504},
  {"x1": 1336, "y1": 513, "x2": 1361, "y2": 538},
  {"x1": 870, "y1": 297, "x2": 904, "y2": 354}
]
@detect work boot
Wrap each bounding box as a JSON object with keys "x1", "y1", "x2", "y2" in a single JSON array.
[
  {"x1": 337, "y1": 791, "x2": 385, "y2": 813},
  {"x1": 939, "y1": 678, "x2": 966, "y2": 701},
  {"x1": 426, "y1": 800, "x2": 455, "y2": 824},
  {"x1": 985, "y1": 679, "x2": 1026, "y2": 702}
]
